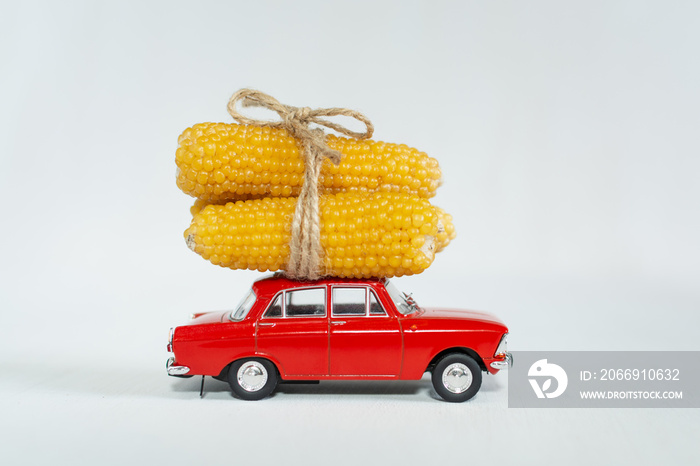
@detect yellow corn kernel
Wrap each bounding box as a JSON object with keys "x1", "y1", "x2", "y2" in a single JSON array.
[
  {"x1": 190, "y1": 198, "x2": 209, "y2": 217},
  {"x1": 176, "y1": 123, "x2": 442, "y2": 202},
  {"x1": 184, "y1": 193, "x2": 445, "y2": 278}
]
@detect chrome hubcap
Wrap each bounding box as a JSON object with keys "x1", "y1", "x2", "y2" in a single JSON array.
[
  {"x1": 442, "y1": 363, "x2": 473, "y2": 394},
  {"x1": 237, "y1": 361, "x2": 268, "y2": 392}
]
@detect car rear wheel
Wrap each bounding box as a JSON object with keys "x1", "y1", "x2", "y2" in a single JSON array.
[
  {"x1": 431, "y1": 354, "x2": 482, "y2": 402},
  {"x1": 228, "y1": 358, "x2": 278, "y2": 400}
]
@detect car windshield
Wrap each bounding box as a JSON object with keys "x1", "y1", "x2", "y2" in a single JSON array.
[
  {"x1": 229, "y1": 289, "x2": 256, "y2": 321},
  {"x1": 384, "y1": 280, "x2": 419, "y2": 315}
]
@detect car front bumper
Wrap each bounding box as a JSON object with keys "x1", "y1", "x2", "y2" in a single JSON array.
[
  {"x1": 166, "y1": 357, "x2": 191, "y2": 376},
  {"x1": 490, "y1": 352, "x2": 513, "y2": 370}
]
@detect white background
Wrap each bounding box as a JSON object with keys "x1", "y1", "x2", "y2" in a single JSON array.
[{"x1": 1, "y1": 1, "x2": 698, "y2": 464}]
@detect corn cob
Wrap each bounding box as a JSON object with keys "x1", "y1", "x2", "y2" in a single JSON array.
[
  {"x1": 190, "y1": 197, "x2": 456, "y2": 252},
  {"x1": 184, "y1": 192, "x2": 445, "y2": 278},
  {"x1": 435, "y1": 207, "x2": 456, "y2": 252},
  {"x1": 176, "y1": 123, "x2": 442, "y2": 202},
  {"x1": 190, "y1": 197, "x2": 455, "y2": 252}
]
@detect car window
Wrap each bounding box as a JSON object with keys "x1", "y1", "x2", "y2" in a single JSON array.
[
  {"x1": 369, "y1": 291, "x2": 386, "y2": 316},
  {"x1": 384, "y1": 280, "x2": 415, "y2": 315},
  {"x1": 286, "y1": 288, "x2": 325, "y2": 317},
  {"x1": 264, "y1": 294, "x2": 282, "y2": 318},
  {"x1": 230, "y1": 289, "x2": 256, "y2": 321},
  {"x1": 332, "y1": 287, "x2": 366, "y2": 316}
]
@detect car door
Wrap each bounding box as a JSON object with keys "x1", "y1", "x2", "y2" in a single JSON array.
[
  {"x1": 329, "y1": 285, "x2": 402, "y2": 377},
  {"x1": 256, "y1": 287, "x2": 329, "y2": 377}
]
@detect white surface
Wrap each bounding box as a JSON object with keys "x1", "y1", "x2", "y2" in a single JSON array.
[{"x1": 1, "y1": 1, "x2": 699, "y2": 464}]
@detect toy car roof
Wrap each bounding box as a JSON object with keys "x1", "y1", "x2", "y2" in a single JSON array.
[{"x1": 251, "y1": 273, "x2": 387, "y2": 296}]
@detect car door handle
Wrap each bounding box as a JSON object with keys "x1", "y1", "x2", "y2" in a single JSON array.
[
  {"x1": 258, "y1": 322, "x2": 276, "y2": 327},
  {"x1": 330, "y1": 320, "x2": 346, "y2": 325}
]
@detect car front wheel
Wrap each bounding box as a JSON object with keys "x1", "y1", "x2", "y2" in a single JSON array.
[
  {"x1": 431, "y1": 354, "x2": 482, "y2": 402},
  {"x1": 228, "y1": 358, "x2": 278, "y2": 400}
]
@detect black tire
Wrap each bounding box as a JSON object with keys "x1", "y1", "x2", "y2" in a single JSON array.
[
  {"x1": 431, "y1": 354, "x2": 482, "y2": 402},
  {"x1": 227, "y1": 358, "x2": 278, "y2": 400}
]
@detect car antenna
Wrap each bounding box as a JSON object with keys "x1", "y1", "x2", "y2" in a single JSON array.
[{"x1": 199, "y1": 375, "x2": 205, "y2": 398}]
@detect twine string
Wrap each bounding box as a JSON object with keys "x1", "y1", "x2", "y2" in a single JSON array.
[{"x1": 227, "y1": 89, "x2": 374, "y2": 280}]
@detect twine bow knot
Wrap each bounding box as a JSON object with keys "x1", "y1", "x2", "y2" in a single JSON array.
[{"x1": 227, "y1": 89, "x2": 374, "y2": 280}]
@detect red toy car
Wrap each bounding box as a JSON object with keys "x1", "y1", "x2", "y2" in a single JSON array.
[{"x1": 167, "y1": 275, "x2": 511, "y2": 402}]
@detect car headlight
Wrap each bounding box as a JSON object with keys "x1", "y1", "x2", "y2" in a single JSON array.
[{"x1": 494, "y1": 333, "x2": 508, "y2": 358}]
